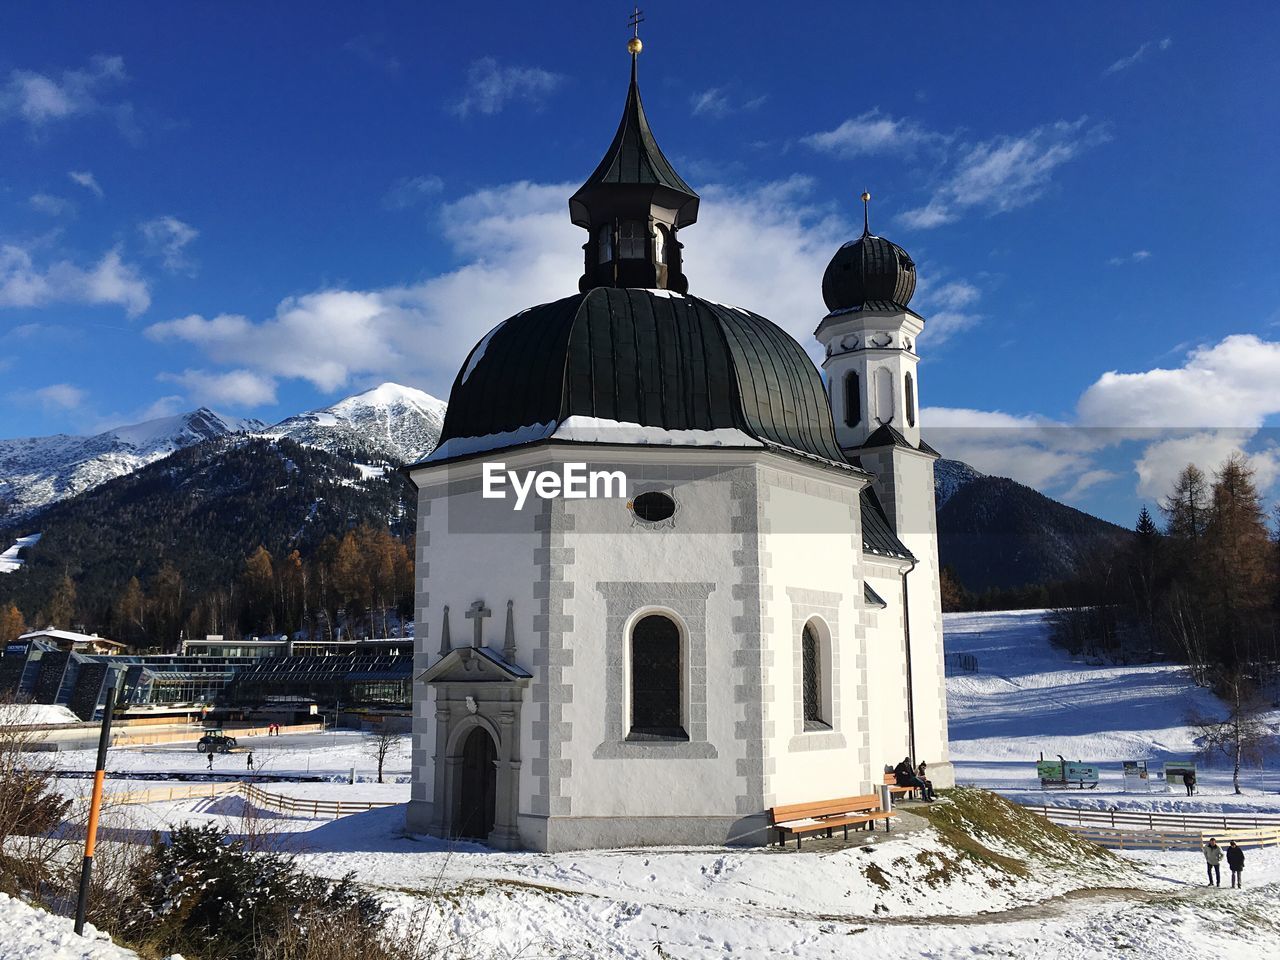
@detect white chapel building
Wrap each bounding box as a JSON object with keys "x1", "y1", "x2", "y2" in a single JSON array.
[{"x1": 405, "y1": 41, "x2": 951, "y2": 852}]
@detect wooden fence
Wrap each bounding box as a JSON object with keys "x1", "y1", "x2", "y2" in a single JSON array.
[
  {"x1": 104, "y1": 780, "x2": 398, "y2": 819},
  {"x1": 1027, "y1": 804, "x2": 1280, "y2": 832},
  {"x1": 1057, "y1": 823, "x2": 1280, "y2": 851}
]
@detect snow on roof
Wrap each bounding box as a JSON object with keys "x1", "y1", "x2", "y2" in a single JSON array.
[{"x1": 18, "y1": 627, "x2": 124, "y2": 647}]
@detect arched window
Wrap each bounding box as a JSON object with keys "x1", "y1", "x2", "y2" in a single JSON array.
[
  {"x1": 654, "y1": 225, "x2": 669, "y2": 264},
  {"x1": 629, "y1": 614, "x2": 685, "y2": 739},
  {"x1": 843, "y1": 371, "x2": 860, "y2": 427},
  {"x1": 619, "y1": 221, "x2": 646, "y2": 260},
  {"x1": 597, "y1": 224, "x2": 613, "y2": 264},
  {"x1": 803, "y1": 619, "x2": 824, "y2": 727},
  {"x1": 875, "y1": 367, "x2": 895, "y2": 424},
  {"x1": 905, "y1": 371, "x2": 916, "y2": 428}
]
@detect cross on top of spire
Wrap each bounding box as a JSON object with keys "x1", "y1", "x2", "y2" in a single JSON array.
[{"x1": 627, "y1": 7, "x2": 644, "y2": 56}]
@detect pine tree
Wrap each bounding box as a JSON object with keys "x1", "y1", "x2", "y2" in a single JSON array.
[
  {"x1": 149, "y1": 563, "x2": 186, "y2": 650},
  {"x1": 0, "y1": 603, "x2": 27, "y2": 646},
  {"x1": 1203, "y1": 453, "x2": 1273, "y2": 666},
  {"x1": 1161, "y1": 464, "x2": 1210, "y2": 544},
  {"x1": 44, "y1": 574, "x2": 77, "y2": 629},
  {"x1": 239, "y1": 546, "x2": 276, "y2": 635},
  {"x1": 113, "y1": 576, "x2": 146, "y2": 646},
  {"x1": 1127, "y1": 506, "x2": 1162, "y2": 658}
]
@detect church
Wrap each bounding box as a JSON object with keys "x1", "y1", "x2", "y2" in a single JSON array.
[{"x1": 405, "y1": 32, "x2": 952, "y2": 852}]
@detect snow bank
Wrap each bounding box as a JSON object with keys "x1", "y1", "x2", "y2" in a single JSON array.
[{"x1": 0, "y1": 893, "x2": 139, "y2": 960}]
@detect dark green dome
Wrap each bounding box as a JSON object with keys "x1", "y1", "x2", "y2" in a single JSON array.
[
  {"x1": 434, "y1": 288, "x2": 846, "y2": 465},
  {"x1": 821, "y1": 233, "x2": 917, "y2": 312}
]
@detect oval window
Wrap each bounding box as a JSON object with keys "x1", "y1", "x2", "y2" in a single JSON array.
[{"x1": 632, "y1": 491, "x2": 675, "y2": 523}]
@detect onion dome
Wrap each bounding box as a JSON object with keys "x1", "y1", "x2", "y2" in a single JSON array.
[
  {"x1": 429, "y1": 288, "x2": 848, "y2": 466},
  {"x1": 821, "y1": 192, "x2": 917, "y2": 312}
]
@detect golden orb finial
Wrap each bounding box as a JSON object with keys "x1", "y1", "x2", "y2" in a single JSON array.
[
  {"x1": 861, "y1": 191, "x2": 871, "y2": 203},
  {"x1": 627, "y1": 36, "x2": 643, "y2": 55}
]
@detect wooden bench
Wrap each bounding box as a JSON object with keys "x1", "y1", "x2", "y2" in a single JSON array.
[
  {"x1": 769, "y1": 794, "x2": 896, "y2": 849},
  {"x1": 884, "y1": 772, "x2": 921, "y2": 801}
]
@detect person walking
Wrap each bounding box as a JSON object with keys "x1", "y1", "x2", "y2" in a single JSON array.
[
  {"x1": 206, "y1": 752, "x2": 214, "y2": 771},
  {"x1": 246, "y1": 752, "x2": 254, "y2": 771},
  {"x1": 1226, "y1": 840, "x2": 1245, "y2": 888},
  {"x1": 1183, "y1": 770, "x2": 1196, "y2": 797},
  {"x1": 1203, "y1": 837, "x2": 1223, "y2": 886}
]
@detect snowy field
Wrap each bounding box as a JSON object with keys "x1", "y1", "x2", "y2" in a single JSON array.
[
  {"x1": 947, "y1": 609, "x2": 1280, "y2": 812},
  {"x1": 17, "y1": 609, "x2": 1280, "y2": 958}
]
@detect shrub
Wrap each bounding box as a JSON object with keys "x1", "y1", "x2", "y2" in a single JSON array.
[{"x1": 123, "y1": 824, "x2": 389, "y2": 960}]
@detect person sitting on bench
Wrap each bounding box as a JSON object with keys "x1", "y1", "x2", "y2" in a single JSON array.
[
  {"x1": 894, "y1": 757, "x2": 935, "y2": 801},
  {"x1": 917, "y1": 761, "x2": 936, "y2": 800}
]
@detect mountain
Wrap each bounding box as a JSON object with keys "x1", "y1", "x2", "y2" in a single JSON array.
[
  {"x1": 0, "y1": 408, "x2": 261, "y2": 522},
  {"x1": 932, "y1": 458, "x2": 1132, "y2": 593},
  {"x1": 0, "y1": 383, "x2": 447, "y2": 524},
  {"x1": 933, "y1": 458, "x2": 984, "y2": 508},
  {"x1": 0, "y1": 434, "x2": 414, "y2": 624},
  {"x1": 261, "y1": 382, "x2": 446, "y2": 464}
]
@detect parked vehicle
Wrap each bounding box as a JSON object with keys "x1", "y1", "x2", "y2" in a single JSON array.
[{"x1": 197, "y1": 732, "x2": 238, "y2": 753}]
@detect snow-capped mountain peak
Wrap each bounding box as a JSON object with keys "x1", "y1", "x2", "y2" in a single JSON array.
[
  {"x1": 0, "y1": 408, "x2": 260, "y2": 521},
  {"x1": 261, "y1": 382, "x2": 447, "y2": 464}
]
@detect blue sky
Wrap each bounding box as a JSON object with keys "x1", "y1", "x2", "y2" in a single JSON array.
[{"x1": 2, "y1": 1, "x2": 1278, "y2": 525}]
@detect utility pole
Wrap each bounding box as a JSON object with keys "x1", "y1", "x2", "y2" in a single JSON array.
[{"x1": 74, "y1": 684, "x2": 116, "y2": 936}]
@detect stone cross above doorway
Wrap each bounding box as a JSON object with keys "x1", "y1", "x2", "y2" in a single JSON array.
[{"x1": 465, "y1": 600, "x2": 491, "y2": 648}]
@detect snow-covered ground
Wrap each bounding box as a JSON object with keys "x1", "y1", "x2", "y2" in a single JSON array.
[
  {"x1": 0, "y1": 532, "x2": 41, "y2": 574},
  {"x1": 946, "y1": 609, "x2": 1280, "y2": 811},
  {"x1": 23, "y1": 609, "x2": 1280, "y2": 958},
  {"x1": 0, "y1": 894, "x2": 138, "y2": 960}
]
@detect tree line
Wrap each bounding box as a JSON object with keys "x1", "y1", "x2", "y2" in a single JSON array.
[
  {"x1": 0, "y1": 523, "x2": 414, "y2": 651},
  {"x1": 1045, "y1": 453, "x2": 1278, "y2": 792}
]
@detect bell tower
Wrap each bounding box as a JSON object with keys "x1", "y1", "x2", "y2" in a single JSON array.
[
  {"x1": 568, "y1": 17, "x2": 699, "y2": 293},
  {"x1": 814, "y1": 193, "x2": 925, "y2": 450}
]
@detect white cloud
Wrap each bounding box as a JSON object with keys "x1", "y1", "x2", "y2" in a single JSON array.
[
  {"x1": 926, "y1": 333, "x2": 1280, "y2": 504},
  {"x1": 1133, "y1": 431, "x2": 1280, "y2": 499},
  {"x1": 33, "y1": 382, "x2": 86, "y2": 411},
  {"x1": 922, "y1": 405, "x2": 1095, "y2": 492},
  {"x1": 451, "y1": 58, "x2": 565, "y2": 117},
  {"x1": 344, "y1": 34, "x2": 400, "y2": 73},
  {"x1": 383, "y1": 174, "x2": 445, "y2": 210},
  {"x1": 900, "y1": 119, "x2": 1110, "y2": 229},
  {"x1": 0, "y1": 55, "x2": 128, "y2": 130},
  {"x1": 690, "y1": 88, "x2": 730, "y2": 117},
  {"x1": 1077, "y1": 334, "x2": 1280, "y2": 431},
  {"x1": 28, "y1": 193, "x2": 75, "y2": 216},
  {"x1": 915, "y1": 278, "x2": 983, "y2": 345},
  {"x1": 1108, "y1": 249, "x2": 1151, "y2": 266},
  {"x1": 68, "y1": 170, "x2": 104, "y2": 197},
  {"x1": 147, "y1": 176, "x2": 850, "y2": 401},
  {"x1": 803, "y1": 109, "x2": 946, "y2": 157},
  {"x1": 140, "y1": 216, "x2": 199, "y2": 273},
  {"x1": 159, "y1": 369, "x2": 277, "y2": 408},
  {"x1": 689, "y1": 88, "x2": 765, "y2": 118},
  {"x1": 0, "y1": 244, "x2": 149, "y2": 317},
  {"x1": 1104, "y1": 37, "x2": 1173, "y2": 76}
]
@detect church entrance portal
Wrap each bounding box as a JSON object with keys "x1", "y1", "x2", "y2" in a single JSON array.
[{"x1": 455, "y1": 726, "x2": 498, "y2": 839}]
